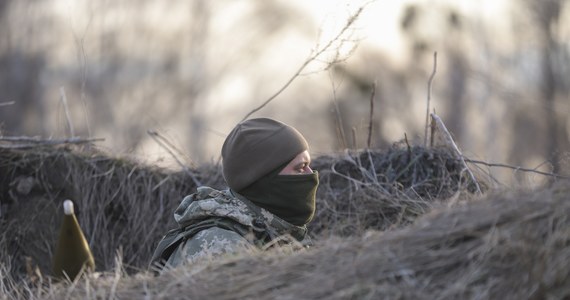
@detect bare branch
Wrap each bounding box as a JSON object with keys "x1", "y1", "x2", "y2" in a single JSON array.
[
  {"x1": 404, "y1": 133, "x2": 411, "y2": 155},
  {"x1": 147, "y1": 130, "x2": 201, "y2": 187},
  {"x1": 60, "y1": 87, "x2": 75, "y2": 138},
  {"x1": 367, "y1": 81, "x2": 376, "y2": 148},
  {"x1": 0, "y1": 136, "x2": 104, "y2": 148},
  {"x1": 240, "y1": 5, "x2": 367, "y2": 121},
  {"x1": 430, "y1": 113, "x2": 482, "y2": 195},
  {"x1": 329, "y1": 70, "x2": 347, "y2": 149},
  {"x1": 351, "y1": 127, "x2": 357, "y2": 149},
  {"x1": 424, "y1": 52, "x2": 438, "y2": 147},
  {"x1": 0, "y1": 101, "x2": 15, "y2": 107},
  {"x1": 74, "y1": 21, "x2": 92, "y2": 138},
  {"x1": 463, "y1": 158, "x2": 570, "y2": 179}
]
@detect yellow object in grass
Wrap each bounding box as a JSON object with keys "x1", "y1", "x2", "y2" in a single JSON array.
[{"x1": 52, "y1": 200, "x2": 95, "y2": 281}]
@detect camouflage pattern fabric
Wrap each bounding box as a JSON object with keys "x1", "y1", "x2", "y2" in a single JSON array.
[{"x1": 164, "y1": 186, "x2": 311, "y2": 268}]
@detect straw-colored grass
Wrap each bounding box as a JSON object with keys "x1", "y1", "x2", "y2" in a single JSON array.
[
  {"x1": 6, "y1": 142, "x2": 546, "y2": 300},
  {"x1": 0, "y1": 145, "x2": 210, "y2": 280},
  {"x1": 5, "y1": 182, "x2": 569, "y2": 300},
  {"x1": 309, "y1": 144, "x2": 480, "y2": 237}
]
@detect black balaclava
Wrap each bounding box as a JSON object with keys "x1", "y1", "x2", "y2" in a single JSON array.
[
  {"x1": 239, "y1": 162, "x2": 319, "y2": 226},
  {"x1": 222, "y1": 118, "x2": 318, "y2": 226}
]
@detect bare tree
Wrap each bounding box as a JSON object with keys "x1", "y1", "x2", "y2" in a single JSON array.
[{"x1": 524, "y1": 0, "x2": 570, "y2": 174}]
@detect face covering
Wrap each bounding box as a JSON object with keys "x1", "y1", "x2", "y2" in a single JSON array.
[{"x1": 239, "y1": 166, "x2": 319, "y2": 226}]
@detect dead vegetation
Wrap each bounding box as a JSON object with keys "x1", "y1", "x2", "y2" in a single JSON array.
[
  {"x1": 0, "y1": 144, "x2": 208, "y2": 281},
  {"x1": 3, "y1": 140, "x2": 568, "y2": 300},
  {"x1": 10, "y1": 181, "x2": 570, "y2": 300},
  {"x1": 309, "y1": 143, "x2": 479, "y2": 237},
  {"x1": 137, "y1": 183, "x2": 569, "y2": 300},
  {"x1": 0, "y1": 140, "x2": 474, "y2": 280}
]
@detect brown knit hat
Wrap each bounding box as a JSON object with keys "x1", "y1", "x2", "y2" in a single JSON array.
[{"x1": 222, "y1": 118, "x2": 309, "y2": 192}]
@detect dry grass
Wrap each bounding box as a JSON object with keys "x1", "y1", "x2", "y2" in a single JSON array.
[
  {"x1": 157, "y1": 183, "x2": 568, "y2": 300},
  {"x1": 7, "y1": 182, "x2": 569, "y2": 300},
  {"x1": 0, "y1": 145, "x2": 222, "y2": 282},
  {"x1": 0, "y1": 142, "x2": 505, "y2": 299},
  {"x1": 309, "y1": 144, "x2": 481, "y2": 237}
]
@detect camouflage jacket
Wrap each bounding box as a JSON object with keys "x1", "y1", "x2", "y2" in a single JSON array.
[{"x1": 152, "y1": 186, "x2": 311, "y2": 269}]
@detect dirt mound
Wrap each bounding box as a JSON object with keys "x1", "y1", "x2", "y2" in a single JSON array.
[
  {"x1": 32, "y1": 183, "x2": 569, "y2": 300},
  {"x1": 136, "y1": 183, "x2": 570, "y2": 299},
  {"x1": 309, "y1": 144, "x2": 480, "y2": 236},
  {"x1": 0, "y1": 145, "x2": 210, "y2": 279},
  {"x1": 0, "y1": 143, "x2": 474, "y2": 282}
]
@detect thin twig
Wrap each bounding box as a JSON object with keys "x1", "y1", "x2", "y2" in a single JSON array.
[
  {"x1": 431, "y1": 113, "x2": 482, "y2": 195},
  {"x1": 240, "y1": 5, "x2": 366, "y2": 121},
  {"x1": 0, "y1": 136, "x2": 103, "y2": 142},
  {"x1": 424, "y1": 52, "x2": 437, "y2": 147},
  {"x1": 0, "y1": 101, "x2": 15, "y2": 107},
  {"x1": 463, "y1": 158, "x2": 570, "y2": 179},
  {"x1": 60, "y1": 87, "x2": 75, "y2": 138},
  {"x1": 352, "y1": 127, "x2": 357, "y2": 149},
  {"x1": 147, "y1": 130, "x2": 197, "y2": 168},
  {"x1": 0, "y1": 136, "x2": 104, "y2": 149},
  {"x1": 147, "y1": 130, "x2": 201, "y2": 187},
  {"x1": 329, "y1": 71, "x2": 347, "y2": 149},
  {"x1": 404, "y1": 133, "x2": 411, "y2": 156},
  {"x1": 72, "y1": 16, "x2": 93, "y2": 138},
  {"x1": 367, "y1": 81, "x2": 376, "y2": 148}
]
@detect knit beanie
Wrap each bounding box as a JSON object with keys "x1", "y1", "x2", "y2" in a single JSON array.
[{"x1": 222, "y1": 118, "x2": 309, "y2": 192}]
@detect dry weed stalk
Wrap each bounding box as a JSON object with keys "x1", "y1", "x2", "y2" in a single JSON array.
[
  {"x1": 329, "y1": 70, "x2": 348, "y2": 149},
  {"x1": 147, "y1": 130, "x2": 201, "y2": 186},
  {"x1": 465, "y1": 158, "x2": 570, "y2": 180},
  {"x1": 309, "y1": 144, "x2": 482, "y2": 236},
  {"x1": 430, "y1": 113, "x2": 482, "y2": 195},
  {"x1": 367, "y1": 81, "x2": 376, "y2": 148},
  {"x1": 424, "y1": 51, "x2": 438, "y2": 147},
  {"x1": 0, "y1": 137, "x2": 104, "y2": 149},
  {"x1": 59, "y1": 87, "x2": 75, "y2": 138}
]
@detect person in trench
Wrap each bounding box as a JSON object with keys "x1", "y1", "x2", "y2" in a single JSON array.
[{"x1": 150, "y1": 118, "x2": 319, "y2": 270}]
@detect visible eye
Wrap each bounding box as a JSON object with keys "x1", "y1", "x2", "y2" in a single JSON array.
[{"x1": 296, "y1": 163, "x2": 309, "y2": 173}]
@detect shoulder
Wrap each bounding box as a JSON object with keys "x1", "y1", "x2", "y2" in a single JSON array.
[
  {"x1": 193, "y1": 226, "x2": 249, "y2": 245},
  {"x1": 168, "y1": 227, "x2": 253, "y2": 266}
]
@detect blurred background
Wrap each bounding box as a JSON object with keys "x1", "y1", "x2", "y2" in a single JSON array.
[{"x1": 0, "y1": 0, "x2": 569, "y2": 186}]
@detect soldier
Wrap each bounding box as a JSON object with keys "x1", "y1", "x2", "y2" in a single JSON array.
[{"x1": 150, "y1": 118, "x2": 319, "y2": 271}]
